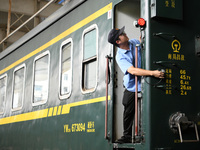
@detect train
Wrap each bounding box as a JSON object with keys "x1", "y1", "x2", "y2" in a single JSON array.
[{"x1": 0, "y1": 0, "x2": 200, "y2": 149}]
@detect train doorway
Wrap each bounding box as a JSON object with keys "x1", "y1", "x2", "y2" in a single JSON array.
[{"x1": 113, "y1": 0, "x2": 141, "y2": 142}]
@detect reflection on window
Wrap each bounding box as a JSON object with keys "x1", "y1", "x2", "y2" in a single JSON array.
[
  {"x1": 0, "y1": 75, "x2": 6, "y2": 113},
  {"x1": 82, "y1": 27, "x2": 97, "y2": 91},
  {"x1": 12, "y1": 66, "x2": 25, "y2": 110},
  {"x1": 60, "y1": 42, "x2": 71, "y2": 96},
  {"x1": 33, "y1": 53, "x2": 49, "y2": 104}
]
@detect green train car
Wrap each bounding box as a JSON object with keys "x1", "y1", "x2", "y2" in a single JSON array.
[{"x1": 0, "y1": 0, "x2": 200, "y2": 149}]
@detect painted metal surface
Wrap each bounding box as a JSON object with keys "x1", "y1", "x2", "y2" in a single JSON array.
[{"x1": 0, "y1": 0, "x2": 200, "y2": 149}]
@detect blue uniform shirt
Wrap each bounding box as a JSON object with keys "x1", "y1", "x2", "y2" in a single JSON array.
[{"x1": 116, "y1": 39, "x2": 142, "y2": 92}]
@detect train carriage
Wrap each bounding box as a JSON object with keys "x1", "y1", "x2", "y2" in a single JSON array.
[{"x1": 0, "y1": 0, "x2": 200, "y2": 149}]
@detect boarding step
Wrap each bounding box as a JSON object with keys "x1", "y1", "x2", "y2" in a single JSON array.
[{"x1": 113, "y1": 143, "x2": 135, "y2": 150}]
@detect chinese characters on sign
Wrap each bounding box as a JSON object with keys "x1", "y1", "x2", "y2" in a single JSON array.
[
  {"x1": 168, "y1": 39, "x2": 184, "y2": 61},
  {"x1": 165, "y1": 0, "x2": 175, "y2": 8},
  {"x1": 87, "y1": 121, "x2": 95, "y2": 132},
  {"x1": 166, "y1": 39, "x2": 192, "y2": 95},
  {"x1": 151, "y1": 0, "x2": 182, "y2": 20},
  {"x1": 165, "y1": 69, "x2": 172, "y2": 95}
]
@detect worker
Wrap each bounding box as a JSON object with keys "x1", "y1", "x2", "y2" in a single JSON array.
[{"x1": 108, "y1": 26, "x2": 164, "y2": 143}]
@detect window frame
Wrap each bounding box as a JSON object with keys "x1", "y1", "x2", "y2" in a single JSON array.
[
  {"x1": 32, "y1": 51, "x2": 50, "y2": 106},
  {"x1": 81, "y1": 24, "x2": 99, "y2": 94},
  {"x1": 11, "y1": 64, "x2": 26, "y2": 111},
  {"x1": 59, "y1": 38, "x2": 73, "y2": 100},
  {"x1": 0, "y1": 74, "x2": 7, "y2": 114}
]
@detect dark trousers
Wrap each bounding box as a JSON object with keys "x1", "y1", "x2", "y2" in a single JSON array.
[{"x1": 122, "y1": 89, "x2": 135, "y2": 138}]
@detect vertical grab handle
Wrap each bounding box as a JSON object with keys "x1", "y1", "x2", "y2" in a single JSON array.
[
  {"x1": 134, "y1": 45, "x2": 139, "y2": 136},
  {"x1": 105, "y1": 55, "x2": 112, "y2": 140}
]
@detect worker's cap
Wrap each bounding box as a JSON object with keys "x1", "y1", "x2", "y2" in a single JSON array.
[{"x1": 108, "y1": 26, "x2": 125, "y2": 45}]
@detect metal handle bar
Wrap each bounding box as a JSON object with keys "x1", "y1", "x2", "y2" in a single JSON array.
[
  {"x1": 153, "y1": 32, "x2": 177, "y2": 39},
  {"x1": 105, "y1": 55, "x2": 112, "y2": 140},
  {"x1": 135, "y1": 45, "x2": 139, "y2": 136},
  {"x1": 177, "y1": 123, "x2": 199, "y2": 143}
]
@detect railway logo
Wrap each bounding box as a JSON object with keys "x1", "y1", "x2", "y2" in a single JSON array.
[{"x1": 171, "y1": 39, "x2": 181, "y2": 53}]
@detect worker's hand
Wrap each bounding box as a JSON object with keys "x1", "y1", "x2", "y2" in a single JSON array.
[{"x1": 152, "y1": 70, "x2": 165, "y2": 78}]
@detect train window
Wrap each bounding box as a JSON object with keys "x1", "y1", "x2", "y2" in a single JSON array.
[
  {"x1": 82, "y1": 24, "x2": 98, "y2": 93},
  {"x1": 59, "y1": 38, "x2": 72, "y2": 99},
  {"x1": 32, "y1": 51, "x2": 50, "y2": 106},
  {"x1": 0, "y1": 74, "x2": 7, "y2": 114},
  {"x1": 12, "y1": 65, "x2": 25, "y2": 111}
]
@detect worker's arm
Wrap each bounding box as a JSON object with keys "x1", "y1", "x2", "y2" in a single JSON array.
[{"x1": 127, "y1": 66, "x2": 164, "y2": 78}]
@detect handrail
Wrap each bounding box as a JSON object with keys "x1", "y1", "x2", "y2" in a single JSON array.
[
  {"x1": 134, "y1": 45, "x2": 139, "y2": 136},
  {"x1": 0, "y1": 0, "x2": 56, "y2": 45},
  {"x1": 105, "y1": 55, "x2": 112, "y2": 140},
  {"x1": 153, "y1": 32, "x2": 177, "y2": 39}
]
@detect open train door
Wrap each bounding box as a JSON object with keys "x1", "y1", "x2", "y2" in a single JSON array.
[
  {"x1": 113, "y1": 0, "x2": 142, "y2": 145},
  {"x1": 112, "y1": 0, "x2": 200, "y2": 150}
]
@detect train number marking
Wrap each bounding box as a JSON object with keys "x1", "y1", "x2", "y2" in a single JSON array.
[{"x1": 64, "y1": 121, "x2": 95, "y2": 133}]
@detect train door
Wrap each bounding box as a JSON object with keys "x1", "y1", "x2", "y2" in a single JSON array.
[{"x1": 113, "y1": 0, "x2": 141, "y2": 142}]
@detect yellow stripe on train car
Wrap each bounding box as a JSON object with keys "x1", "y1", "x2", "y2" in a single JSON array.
[{"x1": 0, "y1": 96, "x2": 110, "y2": 125}]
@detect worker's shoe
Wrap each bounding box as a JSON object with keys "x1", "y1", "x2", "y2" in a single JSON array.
[{"x1": 115, "y1": 136, "x2": 132, "y2": 144}]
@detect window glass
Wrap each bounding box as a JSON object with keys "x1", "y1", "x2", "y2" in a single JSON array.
[
  {"x1": 82, "y1": 27, "x2": 97, "y2": 91},
  {"x1": 61, "y1": 42, "x2": 71, "y2": 96},
  {"x1": 33, "y1": 54, "x2": 49, "y2": 104},
  {"x1": 84, "y1": 29, "x2": 96, "y2": 59},
  {"x1": 12, "y1": 67, "x2": 25, "y2": 109},
  {"x1": 84, "y1": 61, "x2": 96, "y2": 89},
  {"x1": 0, "y1": 76, "x2": 6, "y2": 113}
]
